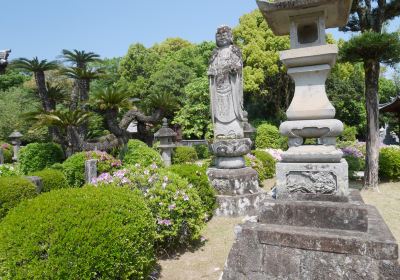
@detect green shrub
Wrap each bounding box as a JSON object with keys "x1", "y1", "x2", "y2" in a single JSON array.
[
  {"x1": 0, "y1": 142, "x2": 13, "y2": 163},
  {"x1": 30, "y1": 168, "x2": 69, "y2": 192},
  {"x1": 255, "y1": 123, "x2": 287, "y2": 149},
  {"x1": 168, "y1": 164, "x2": 216, "y2": 218},
  {"x1": 0, "y1": 176, "x2": 37, "y2": 219},
  {"x1": 344, "y1": 155, "x2": 364, "y2": 179},
  {"x1": 18, "y1": 142, "x2": 64, "y2": 174},
  {"x1": 194, "y1": 144, "x2": 210, "y2": 159},
  {"x1": 123, "y1": 139, "x2": 163, "y2": 167},
  {"x1": 92, "y1": 167, "x2": 206, "y2": 253},
  {"x1": 0, "y1": 187, "x2": 155, "y2": 279},
  {"x1": 340, "y1": 125, "x2": 357, "y2": 143},
  {"x1": 245, "y1": 154, "x2": 267, "y2": 181},
  {"x1": 62, "y1": 151, "x2": 121, "y2": 187},
  {"x1": 0, "y1": 164, "x2": 21, "y2": 178},
  {"x1": 173, "y1": 146, "x2": 198, "y2": 164},
  {"x1": 379, "y1": 147, "x2": 400, "y2": 181},
  {"x1": 253, "y1": 150, "x2": 276, "y2": 179}
]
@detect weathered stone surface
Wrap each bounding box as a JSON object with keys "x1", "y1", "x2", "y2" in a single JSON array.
[
  {"x1": 258, "y1": 200, "x2": 369, "y2": 232},
  {"x1": 215, "y1": 192, "x2": 270, "y2": 217},
  {"x1": 25, "y1": 176, "x2": 43, "y2": 193},
  {"x1": 276, "y1": 160, "x2": 349, "y2": 198},
  {"x1": 85, "y1": 159, "x2": 97, "y2": 184},
  {"x1": 210, "y1": 138, "x2": 251, "y2": 158},
  {"x1": 207, "y1": 167, "x2": 260, "y2": 195},
  {"x1": 222, "y1": 196, "x2": 400, "y2": 279},
  {"x1": 0, "y1": 148, "x2": 4, "y2": 164}
]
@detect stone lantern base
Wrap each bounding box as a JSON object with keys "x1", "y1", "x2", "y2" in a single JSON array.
[{"x1": 275, "y1": 159, "x2": 349, "y2": 199}]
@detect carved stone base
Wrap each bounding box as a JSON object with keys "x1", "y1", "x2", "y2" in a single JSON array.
[
  {"x1": 207, "y1": 167, "x2": 268, "y2": 217},
  {"x1": 221, "y1": 190, "x2": 400, "y2": 280},
  {"x1": 275, "y1": 159, "x2": 348, "y2": 199},
  {"x1": 207, "y1": 167, "x2": 261, "y2": 195}
]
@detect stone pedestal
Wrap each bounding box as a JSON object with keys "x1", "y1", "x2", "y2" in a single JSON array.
[
  {"x1": 276, "y1": 159, "x2": 348, "y2": 199},
  {"x1": 221, "y1": 190, "x2": 400, "y2": 280},
  {"x1": 208, "y1": 139, "x2": 267, "y2": 217}
]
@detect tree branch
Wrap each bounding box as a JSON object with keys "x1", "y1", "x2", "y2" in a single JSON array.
[
  {"x1": 384, "y1": 0, "x2": 400, "y2": 21},
  {"x1": 119, "y1": 108, "x2": 163, "y2": 129}
]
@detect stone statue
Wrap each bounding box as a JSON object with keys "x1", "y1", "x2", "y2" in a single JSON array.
[
  {"x1": 208, "y1": 26, "x2": 244, "y2": 139},
  {"x1": 0, "y1": 49, "x2": 11, "y2": 74}
]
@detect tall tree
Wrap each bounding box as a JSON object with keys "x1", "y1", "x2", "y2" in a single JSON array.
[
  {"x1": 340, "y1": 0, "x2": 400, "y2": 189},
  {"x1": 11, "y1": 57, "x2": 58, "y2": 111}
]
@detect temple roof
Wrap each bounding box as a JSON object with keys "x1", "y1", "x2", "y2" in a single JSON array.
[{"x1": 379, "y1": 96, "x2": 400, "y2": 114}]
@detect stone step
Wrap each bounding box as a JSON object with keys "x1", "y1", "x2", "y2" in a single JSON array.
[{"x1": 258, "y1": 200, "x2": 369, "y2": 232}]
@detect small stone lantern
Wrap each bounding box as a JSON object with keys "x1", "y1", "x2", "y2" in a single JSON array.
[
  {"x1": 242, "y1": 111, "x2": 256, "y2": 139},
  {"x1": 9, "y1": 130, "x2": 23, "y2": 162},
  {"x1": 154, "y1": 118, "x2": 177, "y2": 167}
]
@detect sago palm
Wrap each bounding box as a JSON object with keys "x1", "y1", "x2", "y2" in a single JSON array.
[
  {"x1": 91, "y1": 86, "x2": 132, "y2": 111},
  {"x1": 61, "y1": 49, "x2": 100, "y2": 69}
]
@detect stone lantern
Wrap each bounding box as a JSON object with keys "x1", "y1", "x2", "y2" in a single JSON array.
[
  {"x1": 9, "y1": 130, "x2": 23, "y2": 162},
  {"x1": 242, "y1": 111, "x2": 256, "y2": 140},
  {"x1": 256, "y1": 0, "x2": 352, "y2": 198},
  {"x1": 154, "y1": 118, "x2": 176, "y2": 167}
]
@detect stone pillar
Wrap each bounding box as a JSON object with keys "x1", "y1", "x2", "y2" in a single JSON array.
[
  {"x1": 0, "y1": 148, "x2": 4, "y2": 165},
  {"x1": 85, "y1": 159, "x2": 97, "y2": 184}
]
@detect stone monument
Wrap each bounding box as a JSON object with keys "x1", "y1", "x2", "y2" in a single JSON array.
[
  {"x1": 221, "y1": 1, "x2": 399, "y2": 278},
  {"x1": 0, "y1": 49, "x2": 11, "y2": 74},
  {"x1": 207, "y1": 26, "x2": 267, "y2": 216},
  {"x1": 154, "y1": 118, "x2": 176, "y2": 167},
  {"x1": 85, "y1": 159, "x2": 98, "y2": 184},
  {"x1": 9, "y1": 130, "x2": 23, "y2": 162}
]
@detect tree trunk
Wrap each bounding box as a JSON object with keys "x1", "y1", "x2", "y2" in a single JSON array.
[
  {"x1": 363, "y1": 59, "x2": 380, "y2": 189},
  {"x1": 70, "y1": 81, "x2": 79, "y2": 111},
  {"x1": 34, "y1": 71, "x2": 51, "y2": 111}
]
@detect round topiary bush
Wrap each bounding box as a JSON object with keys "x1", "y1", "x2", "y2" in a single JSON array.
[
  {"x1": 173, "y1": 146, "x2": 198, "y2": 164},
  {"x1": 253, "y1": 150, "x2": 276, "y2": 179},
  {"x1": 0, "y1": 187, "x2": 156, "y2": 279},
  {"x1": 255, "y1": 123, "x2": 286, "y2": 149},
  {"x1": 168, "y1": 164, "x2": 216, "y2": 218},
  {"x1": 123, "y1": 139, "x2": 163, "y2": 167},
  {"x1": 379, "y1": 146, "x2": 400, "y2": 181},
  {"x1": 18, "y1": 142, "x2": 64, "y2": 174},
  {"x1": 0, "y1": 176, "x2": 37, "y2": 219},
  {"x1": 92, "y1": 166, "x2": 206, "y2": 253},
  {"x1": 30, "y1": 168, "x2": 69, "y2": 192},
  {"x1": 62, "y1": 151, "x2": 121, "y2": 187}
]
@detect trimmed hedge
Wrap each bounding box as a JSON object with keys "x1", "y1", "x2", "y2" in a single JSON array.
[
  {"x1": 123, "y1": 139, "x2": 163, "y2": 167},
  {"x1": 0, "y1": 187, "x2": 156, "y2": 279},
  {"x1": 194, "y1": 144, "x2": 210, "y2": 159},
  {"x1": 62, "y1": 151, "x2": 121, "y2": 187},
  {"x1": 255, "y1": 123, "x2": 287, "y2": 149},
  {"x1": 168, "y1": 164, "x2": 216, "y2": 218},
  {"x1": 30, "y1": 168, "x2": 69, "y2": 192},
  {"x1": 18, "y1": 142, "x2": 64, "y2": 174},
  {"x1": 379, "y1": 147, "x2": 400, "y2": 181},
  {"x1": 173, "y1": 146, "x2": 198, "y2": 164},
  {"x1": 0, "y1": 176, "x2": 37, "y2": 219}
]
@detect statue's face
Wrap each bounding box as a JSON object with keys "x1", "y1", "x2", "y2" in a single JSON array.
[{"x1": 216, "y1": 30, "x2": 232, "y2": 47}]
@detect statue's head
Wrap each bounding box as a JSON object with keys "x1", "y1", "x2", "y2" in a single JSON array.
[{"x1": 216, "y1": 25, "x2": 233, "y2": 47}]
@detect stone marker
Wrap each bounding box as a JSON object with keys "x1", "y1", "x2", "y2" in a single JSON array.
[
  {"x1": 154, "y1": 118, "x2": 176, "y2": 167},
  {"x1": 9, "y1": 130, "x2": 23, "y2": 162},
  {"x1": 25, "y1": 176, "x2": 43, "y2": 193},
  {"x1": 85, "y1": 159, "x2": 97, "y2": 184},
  {"x1": 207, "y1": 26, "x2": 267, "y2": 216},
  {"x1": 0, "y1": 148, "x2": 4, "y2": 164},
  {"x1": 221, "y1": 1, "x2": 400, "y2": 278}
]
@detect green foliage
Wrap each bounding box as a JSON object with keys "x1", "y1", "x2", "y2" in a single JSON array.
[
  {"x1": 173, "y1": 77, "x2": 212, "y2": 139},
  {"x1": 379, "y1": 147, "x2": 400, "y2": 181},
  {"x1": 168, "y1": 164, "x2": 216, "y2": 218},
  {"x1": 123, "y1": 139, "x2": 163, "y2": 167},
  {"x1": 173, "y1": 146, "x2": 198, "y2": 164},
  {"x1": 18, "y1": 143, "x2": 64, "y2": 174},
  {"x1": 62, "y1": 151, "x2": 121, "y2": 187},
  {"x1": 255, "y1": 123, "x2": 286, "y2": 149},
  {"x1": 339, "y1": 125, "x2": 358, "y2": 143},
  {"x1": 93, "y1": 167, "x2": 206, "y2": 253},
  {"x1": 194, "y1": 144, "x2": 210, "y2": 159},
  {"x1": 0, "y1": 164, "x2": 21, "y2": 178},
  {"x1": 0, "y1": 176, "x2": 37, "y2": 219},
  {"x1": 245, "y1": 154, "x2": 266, "y2": 181},
  {"x1": 0, "y1": 142, "x2": 13, "y2": 163},
  {"x1": 345, "y1": 155, "x2": 364, "y2": 180},
  {"x1": 253, "y1": 150, "x2": 276, "y2": 179},
  {"x1": 0, "y1": 187, "x2": 156, "y2": 279},
  {"x1": 340, "y1": 32, "x2": 400, "y2": 66},
  {"x1": 0, "y1": 69, "x2": 28, "y2": 91},
  {"x1": 30, "y1": 169, "x2": 68, "y2": 192}
]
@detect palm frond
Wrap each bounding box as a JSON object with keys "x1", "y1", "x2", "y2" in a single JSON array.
[
  {"x1": 61, "y1": 49, "x2": 101, "y2": 68},
  {"x1": 11, "y1": 57, "x2": 58, "y2": 72},
  {"x1": 91, "y1": 86, "x2": 133, "y2": 111}
]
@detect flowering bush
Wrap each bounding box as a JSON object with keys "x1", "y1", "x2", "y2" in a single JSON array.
[
  {"x1": 62, "y1": 151, "x2": 121, "y2": 187},
  {"x1": 92, "y1": 164, "x2": 206, "y2": 253},
  {"x1": 0, "y1": 164, "x2": 20, "y2": 177},
  {"x1": 265, "y1": 148, "x2": 283, "y2": 162},
  {"x1": 245, "y1": 153, "x2": 267, "y2": 181},
  {"x1": 0, "y1": 142, "x2": 13, "y2": 163},
  {"x1": 341, "y1": 144, "x2": 365, "y2": 179}
]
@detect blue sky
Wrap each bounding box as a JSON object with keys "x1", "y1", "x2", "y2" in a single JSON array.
[{"x1": 3, "y1": 0, "x2": 400, "y2": 61}]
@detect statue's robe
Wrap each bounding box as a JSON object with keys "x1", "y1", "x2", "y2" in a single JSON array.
[{"x1": 209, "y1": 45, "x2": 244, "y2": 139}]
